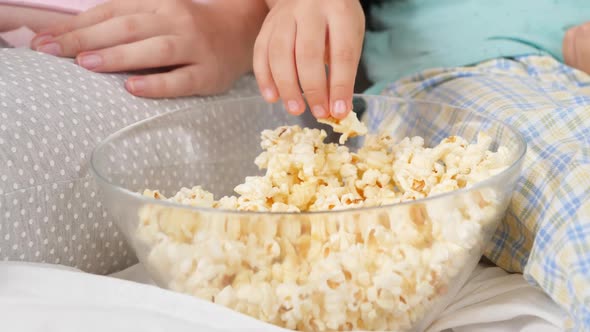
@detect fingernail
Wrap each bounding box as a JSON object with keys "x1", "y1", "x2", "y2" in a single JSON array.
[
  {"x1": 333, "y1": 100, "x2": 347, "y2": 117},
  {"x1": 263, "y1": 88, "x2": 275, "y2": 101},
  {"x1": 36, "y1": 42, "x2": 61, "y2": 56},
  {"x1": 312, "y1": 105, "x2": 329, "y2": 118},
  {"x1": 31, "y1": 34, "x2": 53, "y2": 48},
  {"x1": 127, "y1": 78, "x2": 146, "y2": 93},
  {"x1": 287, "y1": 100, "x2": 299, "y2": 113},
  {"x1": 77, "y1": 54, "x2": 102, "y2": 70}
]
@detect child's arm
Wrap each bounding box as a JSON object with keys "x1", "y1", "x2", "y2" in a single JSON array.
[
  {"x1": 254, "y1": 0, "x2": 365, "y2": 119},
  {"x1": 31, "y1": 0, "x2": 268, "y2": 98}
]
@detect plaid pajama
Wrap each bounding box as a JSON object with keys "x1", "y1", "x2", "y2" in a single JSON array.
[{"x1": 366, "y1": 56, "x2": 590, "y2": 330}]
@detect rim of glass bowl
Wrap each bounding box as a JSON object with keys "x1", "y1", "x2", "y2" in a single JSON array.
[{"x1": 90, "y1": 94, "x2": 527, "y2": 216}]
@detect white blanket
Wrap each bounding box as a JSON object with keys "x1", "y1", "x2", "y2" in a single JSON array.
[{"x1": 0, "y1": 262, "x2": 565, "y2": 332}]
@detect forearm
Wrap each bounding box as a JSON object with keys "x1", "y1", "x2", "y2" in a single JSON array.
[
  {"x1": 194, "y1": 0, "x2": 268, "y2": 21},
  {"x1": 265, "y1": 0, "x2": 280, "y2": 8},
  {"x1": 195, "y1": 0, "x2": 269, "y2": 73}
]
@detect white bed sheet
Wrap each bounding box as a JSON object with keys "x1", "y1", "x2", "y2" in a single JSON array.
[{"x1": 0, "y1": 261, "x2": 566, "y2": 332}]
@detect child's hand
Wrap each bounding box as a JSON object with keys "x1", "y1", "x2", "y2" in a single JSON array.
[
  {"x1": 254, "y1": 0, "x2": 365, "y2": 119},
  {"x1": 31, "y1": 0, "x2": 267, "y2": 98},
  {"x1": 564, "y1": 22, "x2": 590, "y2": 75}
]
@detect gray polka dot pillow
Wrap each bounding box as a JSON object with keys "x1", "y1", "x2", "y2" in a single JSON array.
[{"x1": 0, "y1": 48, "x2": 259, "y2": 274}]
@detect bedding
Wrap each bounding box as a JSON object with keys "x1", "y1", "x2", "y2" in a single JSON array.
[
  {"x1": 0, "y1": 48, "x2": 260, "y2": 274},
  {"x1": 362, "y1": 0, "x2": 589, "y2": 83},
  {"x1": 0, "y1": 0, "x2": 103, "y2": 13},
  {"x1": 0, "y1": 261, "x2": 565, "y2": 332},
  {"x1": 0, "y1": 1, "x2": 103, "y2": 47},
  {"x1": 364, "y1": 55, "x2": 590, "y2": 330}
]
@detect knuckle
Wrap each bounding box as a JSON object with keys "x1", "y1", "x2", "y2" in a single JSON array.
[
  {"x1": 268, "y1": 33, "x2": 293, "y2": 58},
  {"x1": 123, "y1": 16, "x2": 140, "y2": 37},
  {"x1": 157, "y1": 38, "x2": 177, "y2": 57},
  {"x1": 151, "y1": 77, "x2": 167, "y2": 95},
  {"x1": 268, "y1": 49, "x2": 284, "y2": 62},
  {"x1": 296, "y1": 41, "x2": 322, "y2": 61},
  {"x1": 272, "y1": 77, "x2": 290, "y2": 89},
  {"x1": 268, "y1": 40, "x2": 288, "y2": 59},
  {"x1": 276, "y1": 83, "x2": 301, "y2": 98},
  {"x1": 58, "y1": 22, "x2": 74, "y2": 34},
  {"x1": 97, "y1": 7, "x2": 114, "y2": 22},
  {"x1": 177, "y1": 70, "x2": 197, "y2": 95},
  {"x1": 108, "y1": 49, "x2": 125, "y2": 67},
  {"x1": 274, "y1": 77, "x2": 294, "y2": 89},
  {"x1": 330, "y1": 82, "x2": 351, "y2": 95},
  {"x1": 302, "y1": 85, "x2": 326, "y2": 100},
  {"x1": 330, "y1": 0, "x2": 355, "y2": 16},
  {"x1": 66, "y1": 31, "x2": 85, "y2": 53},
  {"x1": 330, "y1": 0, "x2": 347, "y2": 13},
  {"x1": 331, "y1": 47, "x2": 356, "y2": 63}
]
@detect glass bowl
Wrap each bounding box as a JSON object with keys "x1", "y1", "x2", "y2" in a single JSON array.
[{"x1": 90, "y1": 95, "x2": 526, "y2": 332}]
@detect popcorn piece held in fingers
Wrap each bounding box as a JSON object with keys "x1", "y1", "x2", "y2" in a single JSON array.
[{"x1": 318, "y1": 110, "x2": 368, "y2": 144}]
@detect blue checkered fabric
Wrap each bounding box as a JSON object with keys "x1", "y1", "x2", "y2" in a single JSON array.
[{"x1": 365, "y1": 55, "x2": 590, "y2": 330}]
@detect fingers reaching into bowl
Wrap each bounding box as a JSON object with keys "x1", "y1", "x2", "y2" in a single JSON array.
[{"x1": 253, "y1": 0, "x2": 365, "y2": 119}]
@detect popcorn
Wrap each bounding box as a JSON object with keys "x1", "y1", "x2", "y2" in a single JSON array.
[
  {"x1": 137, "y1": 111, "x2": 512, "y2": 331},
  {"x1": 318, "y1": 112, "x2": 368, "y2": 144}
]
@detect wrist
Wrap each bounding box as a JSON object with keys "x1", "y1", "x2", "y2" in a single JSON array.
[
  {"x1": 265, "y1": 0, "x2": 280, "y2": 8},
  {"x1": 201, "y1": 0, "x2": 268, "y2": 75}
]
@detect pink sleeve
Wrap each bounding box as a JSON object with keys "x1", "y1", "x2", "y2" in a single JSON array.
[
  {"x1": 0, "y1": 1, "x2": 106, "y2": 47},
  {"x1": 0, "y1": 0, "x2": 105, "y2": 14},
  {"x1": 0, "y1": 26, "x2": 35, "y2": 48}
]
